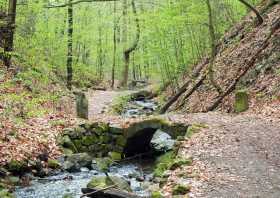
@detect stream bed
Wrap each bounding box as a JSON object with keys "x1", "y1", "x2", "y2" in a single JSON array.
[{"x1": 14, "y1": 159, "x2": 155, "y2": 198}]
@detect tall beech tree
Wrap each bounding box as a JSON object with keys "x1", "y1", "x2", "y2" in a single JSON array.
[
  {"x1": 1, "y1": 0, "x2": 17, "y2": 67},
  {"x1": 120, "y1": 0, "x2": 140, "y2": 87},
  {"x1": 67, "y1": 0, "x2": 74, "y2": 89}
]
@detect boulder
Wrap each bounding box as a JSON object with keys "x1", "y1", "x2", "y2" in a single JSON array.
[
  {"x1": 87, "y1": 175, "x2": 131, "y2": 192},
  {"x1": 6, "y1": 160, "x2": 28, "y2": 174},
  {"x1": 108, "y1": 175, "x2": 131, "y2": 192},
  {"x1": 87, "y1": 176, "x2": 110, "y2": 189},
  {"x1": 63, "y1": 153, "x2": 92, "y2": 172},
  {"x1": 0, "y1": 190, "x2": 15, "y2": 198},
  {"x1": 75, "y1": 91, "x2": 88, "y2": 119},
  {"x1": 61, "y1": 135, "x2": 78, "y2": 153},
  {"x1": 6, "y1": 176, "x2": 20, "y2": 185},
  {"x1": 234, "y1": 90, "x2": 249, "y2": 113},
  {"x1": 108, "y1": 152, "x2": 122, "y2": 161},
  {"x1": 48, "y1": 159, "x2": 61, "y2": 169},
  {"x1": 150, "y1": 129, "x2": 175, "y2": 152},
  {"x1": 91, "y1": 157, "x2": 113, "y2": 172}
]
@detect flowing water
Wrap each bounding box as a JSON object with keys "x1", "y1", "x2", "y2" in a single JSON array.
[{"x1": 14, "y1": 160, "x2": 155, "y2": 198}]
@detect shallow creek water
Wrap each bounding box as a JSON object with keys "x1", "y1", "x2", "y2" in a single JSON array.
[{"x1": 14, "y1": 159, "x2": 155, "y2": 198}]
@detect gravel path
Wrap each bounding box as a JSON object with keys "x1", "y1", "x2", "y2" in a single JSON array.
[
  {"x1": 164, "y1": 113, "x2": 280, "y2": 198},
  {"x1": 87, "y1": 90, "x2": 135, "y2": 118}
]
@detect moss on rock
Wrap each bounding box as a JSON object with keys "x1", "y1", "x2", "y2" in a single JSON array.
[
  {"x1": 172, "y1": 185, "x2": 191, "y2": 195},
  {"x1": 92, "y1": 157, "x2": 113, "y2": 172},
  {"x1": 169, "y1": 158, "x2": 192, "y2": 170},
  {"x1": 151, "y1": 191, "x2": 164, "y2": 198},
  {"x1": 0, "y1": 190, "x2": 15, "y2": 198},
  {"x1": 108, "y1": 152, "x2": 122, "y2": 161},
  {"x1": 48, "y1": 159, "x2": 61, "y2": 169},
  {"x1": 7, "y1": 160, "x2": 28, "y2": 174},
  {"x1": 234, "y1": 90, "x2": 249, "y2": 113},
  {"x1": 87, "y1": 176, "x2": 110, "y2": 189},
  {"x1": 61, "y1": 135, "x2": 78, "y2": 153},
  {"x1": 153, "y1": 151, "x2": 175, "y2": 177},
  {"x1": 82, "y1": 136, "x2": 96, "y2": 146}
]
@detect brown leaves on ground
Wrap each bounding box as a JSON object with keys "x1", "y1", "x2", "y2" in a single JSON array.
[{"x1": 0, "y1": 67, "x2": 76, "y2": 166}]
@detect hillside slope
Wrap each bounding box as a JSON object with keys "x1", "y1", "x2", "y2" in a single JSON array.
[{"x1": 167, "y1": 1, "x2": 280, "y2": 117}]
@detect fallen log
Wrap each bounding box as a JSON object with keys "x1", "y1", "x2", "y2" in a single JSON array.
[
  {"x1": 159, "y1": 58, "x2": 209, "y2": 114},
  {"x1": 81, "y1": 187, "x2": 143, "y2": 198}
]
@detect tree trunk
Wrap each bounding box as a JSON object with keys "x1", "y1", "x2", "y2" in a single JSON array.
[
  {"x1": 120, "y1": 0, "x2": 140, "y2": 87},
  {"x1": 206, "y1": 0, "x2": 223, "y2": 94},
  {"x1": 111, "y1": 1, "x2": 117, "y2": 88},
  {"x1": 66, "y1": 0, "x2": 73, "y2": 90},
  {"x1": 238, "y1": 0, "x2": 263, "y2": 25},
  {"x1": 3, "y1": 0, "x2": 17, "y2": 68}
]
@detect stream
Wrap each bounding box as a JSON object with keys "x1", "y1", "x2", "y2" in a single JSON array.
[
  {"x1": 14, "y1": 95, "x2": 170, "y2": 198},
  {"x1": 14, "y1": 159, "x2": 155, "y2": 198}
]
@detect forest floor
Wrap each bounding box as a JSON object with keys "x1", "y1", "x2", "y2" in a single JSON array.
[{"x1": 163, "y1": 112, "x2": 280, "y2": 198}]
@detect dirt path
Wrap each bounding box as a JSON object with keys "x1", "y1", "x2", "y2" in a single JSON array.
[
  {"x1": 164, "y1": 113, "x2": 280, "y2": 198},
  {"x1": 87, "y1": 90, "x2": 136, "y2": 118}
]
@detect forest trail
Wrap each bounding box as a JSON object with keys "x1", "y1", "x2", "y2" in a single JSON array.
[
  {"x1": 87, "y1": 90, "x2": 135, "y2": 118},
  {"x1": 164, "y1": 113, "x2": 280, "y2": 198},
  {"x1": 87, "y1": 90, "x2": 121, "y2": 117}
]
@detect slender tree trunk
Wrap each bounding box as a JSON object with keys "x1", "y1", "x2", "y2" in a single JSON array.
[
  {"x1": 3, "y1": 0, "x2": 17, "y2": 68},
  {"x1": 66, "y1": 0, "x2": 73, "y2": 90},
  {"x1": 111, "y1": 1, "x2": 117, "y2": 88},
  {"x1": 238, "y1": 0, "x2": 263, "y2": 25},
  {"x1": 206, "y1": 0, "x2": 223, "y2": 94},
  {"x1": 120, "y1": 0, "x2": 140, "y2": 88}
]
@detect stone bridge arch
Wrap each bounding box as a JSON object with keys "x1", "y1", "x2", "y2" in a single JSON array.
[
  {"x1": 61, "y1": 117, "x2": 189, "y2": 158},
  {"x1": 121, "y1": 118, "x2": 189, "y2": 156}
]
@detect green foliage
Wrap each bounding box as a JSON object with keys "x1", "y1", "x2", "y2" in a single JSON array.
[
  {"x1": 153, "y1": 151, "x2": 175, "y2": 177},
  {"x1": 172, "y1": 184, "x2": 191, "y2": 195},
  {"x1": 185, "y1": 123, "x2": 208, "y2": 138},
  {"x1": 110, "y1": 95, "x2": 132, "y2": 114},
  {"x1": 11, "y1": 0, "x2": 260, "y2": 88}
]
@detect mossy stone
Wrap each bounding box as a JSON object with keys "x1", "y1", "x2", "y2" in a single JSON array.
[
  {"x1": 62, "y1": 148, "x2": 73, "y2": 156},
  {"x1": 61, "y1": 135, "x2": 78, "y2": 153},
  {"x1": 48, "y1": 159, "x2": 61, "y2": 169},
  {"x1": 169, "y1": 158, "x2": 192, "y2": 170},
  {"x1": 82, "y1": 136, "x2": 96, "y2": 146},
  {"x1": 7, "y1": 160, "x2": 27, "y2": 173},
  {"x1": 185, "y1": 123, "x2": 207, "y2": 138},
  {"x1": 99, "y1": 135, "x2": 110, "y2": 143},
  {"x1": 73, "y1": 139, "x2": 83, "y2": 151},
  {"x1": 92, "y1": 157, "x2": 113, "y2": 172},
  {"x1": 153, "y1": 151, "x2": 175, "y2": 177},
  {"x1": 108, "y1": 176, "x2": 131, "y2": 192},
  {"x1": 108, "y1": 152, "x2": 122, "y2": 161},
  {"x1": 7, "y1": 176, "x2": 20, "y2": 185},
  {"x1": 172, "y1": 185, "x2": 191, "y2": 195},
  {"x1": 116, "y1": 135, "x2": 126, "y2": 147},
  {"x1": 62, "y1": 194, "x2": 74, "y2": 198},
  {"x1": 75, "y1": 91, "x2": 88, "y2": 119},
  {"x1": 0, "y1": 190, "x2": 15, "y2": 198},
  {"x1": 234, "y1": 90, "x2": 249, "y2": 113},
  {"x1": 75, "y1": 126, "x2": 86, "y2": 134},
  {"x1": 151, "y1": 191, "x2": 164, "y2": 198},
  {"x1": 87, "y1": 176, "x2": 112, "y2": 189}
]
